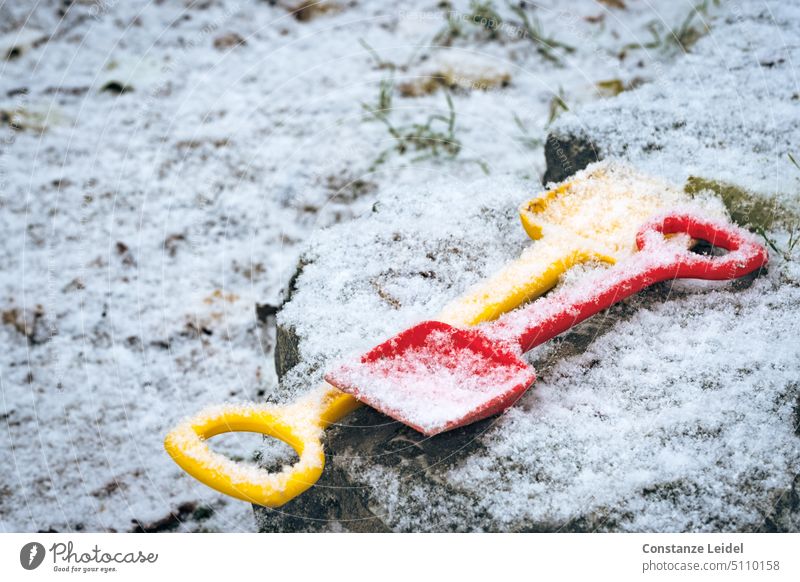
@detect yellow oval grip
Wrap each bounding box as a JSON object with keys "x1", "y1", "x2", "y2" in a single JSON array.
[{"x1": 164, "y1": 387, "x2": 360, "y2": 507}]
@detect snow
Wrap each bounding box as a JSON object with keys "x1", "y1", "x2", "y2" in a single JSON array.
[
  {"x1": 439, "y1": 266, "x2": 800, "y2": 532},
  {"x1": 550, "y1": 0, "x2": 800, "y2": 213},
  {"x1": 2, "y1": 0, "x2": 792, "y2": 533}
]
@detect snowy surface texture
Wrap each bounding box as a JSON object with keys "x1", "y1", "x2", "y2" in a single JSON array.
[
  {"x1": 1, "y1": 0, "x2": 794, "y2": 533},
  {"x1": 549, "y1": 0, "x2": 800, "y2": 213}
]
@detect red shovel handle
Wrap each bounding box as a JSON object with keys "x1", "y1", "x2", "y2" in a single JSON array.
[
  {"x1": 635, "y1": 213, "x2": 768, "y2": 281},
  {"x1": 488, "y1": 212, "x2": 768, "y2": 353}
]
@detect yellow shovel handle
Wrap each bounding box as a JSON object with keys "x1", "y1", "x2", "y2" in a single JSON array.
[
  {"x1": 437, "y1": 243, "x2": 613, "y2": 326},
  {"x1": 164, "y1": 387, "x2": 360, "y2": 507}
]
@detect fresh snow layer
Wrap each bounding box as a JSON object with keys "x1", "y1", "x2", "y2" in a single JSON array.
[{"x1": 1, "y1": 0, "x2": 785, "y2": 532}]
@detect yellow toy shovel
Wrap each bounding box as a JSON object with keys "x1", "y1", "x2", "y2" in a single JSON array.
[{"x1": 164, "y1": 163, "x2": 691, "y2": 508}]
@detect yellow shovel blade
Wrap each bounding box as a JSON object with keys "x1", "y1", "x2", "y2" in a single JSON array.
[
  {"x1": 440, "y1": 163, "x2": 694, "y2": 326},
  {"x1": 520, "y1": 163, "x2": 692, "y2": 260}
]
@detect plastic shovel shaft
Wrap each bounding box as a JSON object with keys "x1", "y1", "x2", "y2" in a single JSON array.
[{"x1": 437, "y1": 239, "x2": 610, "y2": 326}]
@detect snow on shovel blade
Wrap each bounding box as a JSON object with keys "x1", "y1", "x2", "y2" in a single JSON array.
[{"x1": 324, "y1": 321, "x2": 535, "y2": 436}]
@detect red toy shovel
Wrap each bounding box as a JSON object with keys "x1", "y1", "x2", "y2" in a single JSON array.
[{"x1": 325, "y1": 213, "x2": 768, "y2": 436}]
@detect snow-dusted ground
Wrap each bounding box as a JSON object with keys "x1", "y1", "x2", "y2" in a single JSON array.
[{"x1": 0, "y1": 0, "x2": 775, "y2": 532}]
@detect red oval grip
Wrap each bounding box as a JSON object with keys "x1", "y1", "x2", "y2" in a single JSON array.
[{"x1": 635, "y1": 214, "x2": 768, "y2": 281}]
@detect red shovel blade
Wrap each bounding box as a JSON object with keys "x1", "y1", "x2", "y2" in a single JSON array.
[{"x1": 325, "y1": 321, "x2": 535, "y2": 436}]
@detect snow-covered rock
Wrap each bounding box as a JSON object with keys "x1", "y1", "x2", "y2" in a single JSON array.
[{"x1": 258, "y1": 162, "x2": 800, "y2": 531}]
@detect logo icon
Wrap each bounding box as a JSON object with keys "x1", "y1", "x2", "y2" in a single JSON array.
[{"x1": 20, "y1": 542, "x2": 46, "y2": 570}]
